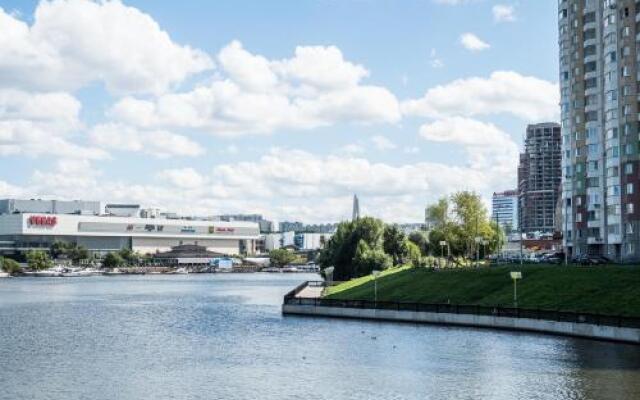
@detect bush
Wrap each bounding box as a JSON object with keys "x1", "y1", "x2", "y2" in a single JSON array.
[
  {"x1": 0, "y1": 257, "x2": 22, "y2": 274},
  {"x1": 26, "y1": 250, "x2": 53, "y2": 270},
  {"x1": 269, "y1": 249, "x2": 296, "y2": 268},
  {"x1": 103, "y1": 252, "x2": 125, "y2": 268}
]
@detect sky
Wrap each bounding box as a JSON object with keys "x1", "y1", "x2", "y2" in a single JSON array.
[{"x1": 0, "y1": 0, "x2": 560, "y2": 223}]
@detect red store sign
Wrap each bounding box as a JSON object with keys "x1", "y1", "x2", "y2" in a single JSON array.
[{"x1": 28, "y1": 215, "x2": 58, "y2": 227}]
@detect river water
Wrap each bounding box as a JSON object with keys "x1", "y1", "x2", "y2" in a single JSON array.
[{"x1": 1, "y1": 273, "x2": 639, "y2": 400}]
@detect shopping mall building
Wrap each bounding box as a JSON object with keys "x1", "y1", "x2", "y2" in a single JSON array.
[{"x1": 0, "y1": 199, "x2": 260, "y2": 256}]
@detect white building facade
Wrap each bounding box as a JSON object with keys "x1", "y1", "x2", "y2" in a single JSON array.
[{"x1": 0, "y1": 213, "x2": 260, "y2": 256}]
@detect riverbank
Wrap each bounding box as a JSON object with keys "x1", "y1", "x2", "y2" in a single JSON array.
[{"x1": 324, "y1": 265, "x2": 640, "y2": 317}]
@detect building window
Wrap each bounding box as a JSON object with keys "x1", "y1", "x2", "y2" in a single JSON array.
[
  {"x1": 576, "y1": 212, "x2": 582, "y2": 222},
  {"x1": 626, "y1": 243, "x2": 635, "y2": 255},
  {"x1": 627, "y1": 183, "x2": 634, "y2": 194},
  {"x1": 625, "y1": 163, "x2": 633, "y2": 174},
  {"x1": 627, "y1": 203, "x2": 634, "y2": 214},
  {"x1": 626, "y1": 223, "x2": 634, "y2": 234}
]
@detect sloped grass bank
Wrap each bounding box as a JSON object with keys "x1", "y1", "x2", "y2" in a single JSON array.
[{"x1": 324, "y1": 265, "x2": 640, "y2": 317}]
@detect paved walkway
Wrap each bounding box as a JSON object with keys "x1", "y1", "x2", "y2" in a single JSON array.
[{"x1": 296, "y1": 285, "x2": 323, "y2": 299}]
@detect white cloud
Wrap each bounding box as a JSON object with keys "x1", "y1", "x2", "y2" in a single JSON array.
[
  {"x1": 371, "y1": 135, "x2": 397, "y2": 150},
  {"x1": 460, "y1": 33, "x2": 490, "y2": 52},
  {"x1": 402, "y1": 71, "x2": 559, "y2": 121},
  {"x1": 493, "y1": 4, "x2": 516, "y2": 22},
  {"x1": 157, "y1": 168, "x2": 206, "y2": 189},
  {"x1": 108, "y1": 41, "x2": 401, "y2": 136},
  {"x1": 89, "y1": 123, "x2": 204, "y2": 158},
  {"x1": 419, "y1": 117, "x2": 507, "y2": 146},
  {"x1": 335, "y1": 144, "x2": 366, "y2": 155},
  {"x1": 0, "y1": 88, "x2": 108, "y2": 159},
  {"x1": 0, "y1": 0, "x2": 212, "y2": 95},
  {"x1": 13, "y1": 147, "x2": 511, "y2": 223},
  {"x1": 419, "y1": 117, "x2": 519, "y2": 182}
]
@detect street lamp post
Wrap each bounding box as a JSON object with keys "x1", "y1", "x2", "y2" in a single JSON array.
[
  {"x1": 474, "y1": 237, "x2": 483, "y2": 268},
  {"x1": 510, "y1": 271, "x2": 522, "y2": 308},
  {"x1": 372, "y1": 270, "x2": 381, "y2": 303},
  {"x1": 439, "y1": 240, "x2": 447, "y2": 268}
]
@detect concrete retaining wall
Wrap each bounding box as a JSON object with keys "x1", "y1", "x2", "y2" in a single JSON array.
[{"x1": 282, "y1": 304, "x2": 640, "y2": 344}]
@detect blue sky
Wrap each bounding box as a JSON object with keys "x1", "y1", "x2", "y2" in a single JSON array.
[{"x1": 0, "y1": 0, "x2": 559, "y2": 223}]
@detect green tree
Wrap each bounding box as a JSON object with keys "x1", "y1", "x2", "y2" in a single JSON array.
[
  {"x1": 383, "y1": 224, "x2": 408, "y2": 265},
  {"x1": 405, "y1": 241, "x2": 423, "y2": 267},
  {"x1": 50, "y1": 241, "x2": 89, "y2": 264},
  {"x1": 68, "y1": 244, "x2": 89, "y2": 264},
  {"x1": 103, "y1": 252, "x2": 125, "y2": 268},
  {"x1": 269, "y1": 248, "x2": 296, "y2": 268},
  {"x1": 426, "y1": 191, "x2": 502, "y2": 259},
  {"x1": 0, "y1": 257, "x2": 22, "y2": 274},
  {"x1": 352, "y1": 240, "x2": 392, "y2": 276},
  {"x1": 50, "y1": 240, "x2": 69, "y2": 259},
  {"x1": 26, "y1": 250, "x2": 53, "y2": 270},
  {"x1": 408, "y1": 231, "x2": 429, "y2": 256},
  {"x1": 318, "y1": 217, "x2": 385, "y2": 280}
]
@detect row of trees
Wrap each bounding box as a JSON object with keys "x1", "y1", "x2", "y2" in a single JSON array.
[
  {"x1": 318, "y1": 191, "x2": 502, "y2": 281},
  {"x1": 318, "y1": 217, "x2": 425, "y2": 281}
]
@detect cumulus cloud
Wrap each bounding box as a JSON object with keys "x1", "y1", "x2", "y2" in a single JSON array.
[
  {"x1": 14, "y1": 147, "x2": 507, "y2": 222},
  {"x1": 108, "y1": 41, "x2": 401, "y2": 136},
  {"x1": 0, "y1": 88, "x2": 108, "y2": 159},
  {"x1": 157, "y1": 168, "x2": 207, "y2": 189},
  {"x1": 89, "y1": 123, "x2": 204, "y2": 158},
  {"x1": 0, "y1": 0, "x2": 212, "y2": 95},
  {"x1": 493, "y1": 4, "x2": 516, "y2": 22},
  {"x1": 419, "y1": 117, "x2": 519, "y2": 184},
  {"x1": 402, "y1": 71, "x2": 559, "y2": 121},
  {"x1": 460, "y1": 33, "x2": 490, "y2": 52}
]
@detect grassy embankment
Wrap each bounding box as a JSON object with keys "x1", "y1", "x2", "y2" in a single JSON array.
[{"x1": 324, "y1": 265, "x2": 640, "y2": 317}]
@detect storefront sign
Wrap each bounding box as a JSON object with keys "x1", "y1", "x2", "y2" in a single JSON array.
[{"x1": 28, "y1": 215, "x2": 57, "y2": 227}]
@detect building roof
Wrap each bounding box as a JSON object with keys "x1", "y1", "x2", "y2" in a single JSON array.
[{"x1": 152, "y1": 244, "x2": 227, "y2": 259}]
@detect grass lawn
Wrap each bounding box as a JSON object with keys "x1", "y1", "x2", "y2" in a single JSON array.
[{"x1": 324, "y1": 264, "x2": 640, "y2": 317}]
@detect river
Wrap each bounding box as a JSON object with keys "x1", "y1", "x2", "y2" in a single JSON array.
[{"x1": 1, "y1": 273, "x2": 639, "y2": 400}]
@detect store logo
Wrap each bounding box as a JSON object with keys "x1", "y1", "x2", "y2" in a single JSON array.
[
  {"x1": 215, "y1": 227, "x2": 235, "y2": 233},
  {"x1": 28, "y1": 215, "x2": 57, "y2": 227}
]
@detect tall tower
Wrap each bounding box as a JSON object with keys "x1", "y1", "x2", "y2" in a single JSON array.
[
  {"x1": 352, "y1": 194, "x2": 360, "y2": 221},
  {"x1": 559, "y1": 0, "x2": 640, "y2": 261}
]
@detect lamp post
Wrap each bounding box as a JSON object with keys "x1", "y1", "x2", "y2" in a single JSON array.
[
  {"x1": 474, "y1": 236, "x2": 483, "y2": 268},
  {"x1": 439, "y1": 240, "x2": 447, "y2": 268},
  {"x1": 372, "y1": 270, "x2": 381, "y2": 303},
  {"x1": 510, "y1": 271, "x2": 522, "y2": 308}
]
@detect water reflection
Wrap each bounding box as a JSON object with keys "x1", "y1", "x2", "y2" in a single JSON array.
[{"x1": 0, "y1": 274, "x2": 639, "y2": 400}]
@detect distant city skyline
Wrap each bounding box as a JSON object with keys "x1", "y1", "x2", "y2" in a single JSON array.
[{"x1": 0, "y1": 0, "x2": 559, "y2": 223}]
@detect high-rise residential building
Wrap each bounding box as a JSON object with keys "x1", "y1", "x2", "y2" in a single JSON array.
[
  {"x1": 492, "y1": 190, "x2": 519, "y2": 234},
  {"x1": 559, "y1": 0, "x2": 640, "y2": 261},
  {"x1": 518, "y1": 123, "x2": 562, "y2": 236}
]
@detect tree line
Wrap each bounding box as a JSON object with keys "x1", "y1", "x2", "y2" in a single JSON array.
[{"x1": 318, "y1": 191, "x2": 502, "y2": 281}]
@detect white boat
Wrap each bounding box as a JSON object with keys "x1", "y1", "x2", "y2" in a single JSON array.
[
  {"x1": 61, "y1": 269, "x2": 94, "y2": 277},
  {"x1": 176, "y1": 267, "x2": 189, "y2": 274}
]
